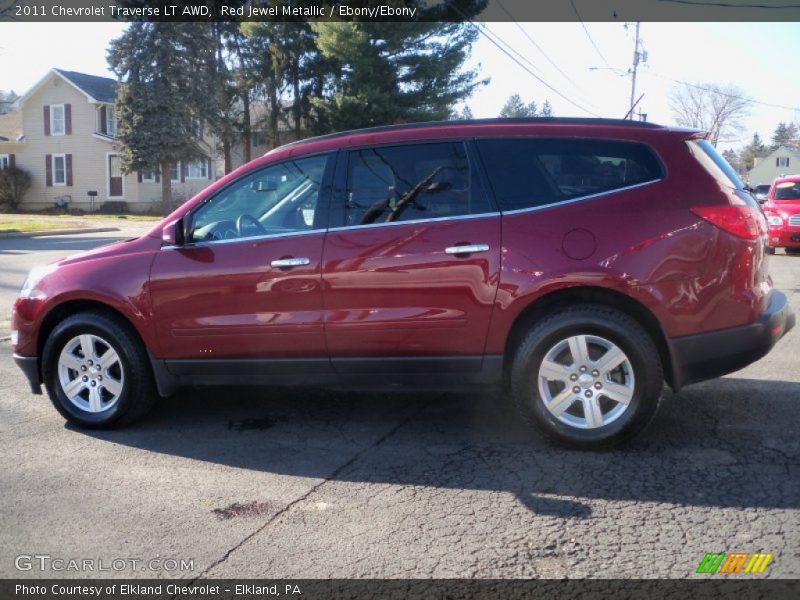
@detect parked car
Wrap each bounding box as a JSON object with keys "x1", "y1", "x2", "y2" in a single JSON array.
[
  {"x1": 762, "y1": 175, "x2": 800, "y2": 254},
  {"x1": 12, "y1": 118, "x2": 795, "y2": 448},
  {"x1": 753, "y1": 184, "x2": 771, "y2": 202}
]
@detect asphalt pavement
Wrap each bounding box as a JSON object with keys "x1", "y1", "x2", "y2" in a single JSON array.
[{"x1": 0, "y1": 233, "x2": 798, "y2": 579}]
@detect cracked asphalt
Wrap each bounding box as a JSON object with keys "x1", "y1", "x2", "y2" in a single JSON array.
[{"x1": 0, "y1": 234, "x2": 798, "y2": 579}]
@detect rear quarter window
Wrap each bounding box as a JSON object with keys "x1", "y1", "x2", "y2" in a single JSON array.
[{"x1": 476, "y1": 138, "x2": 663, "y2": 212}]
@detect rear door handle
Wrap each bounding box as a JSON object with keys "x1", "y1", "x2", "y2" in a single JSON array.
[
  {"x1": 270, "y1": 257, "x2": 311, "y2": 268},
  {"x1": 445, "y1": 244, "x2": 490, "y2": 255}
]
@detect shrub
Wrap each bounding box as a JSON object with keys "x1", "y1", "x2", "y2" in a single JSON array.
[{"x1": 0, "y1": 166, "x2": 32, "y2": 212}]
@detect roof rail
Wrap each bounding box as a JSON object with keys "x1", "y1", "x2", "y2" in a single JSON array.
[{"x1": 282, "y1": 117, "x2": 664, "y2": 149}]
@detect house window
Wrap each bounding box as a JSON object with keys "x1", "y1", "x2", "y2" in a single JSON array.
[
  {"x1": 52, "y1": 154, "x2": 66, "y2": 185},
  {"x1": 51, "y1": 104, "x2": 65, "y2": 136},
  {"x1": 107, "y1": 106, "x2": 117, "y2": 137},
  {"x1": 777, "y1": 157, "x2": 790, "y2": 168},
  {"x1": 187, "y1": 160, "x2": 208, "y2": 179},
  {"x1": 252, "y1": 131, "x2": 267, "y2": 147},
  {"x1": 170, "y1": 161, "x2": 181, "y2": 182},
  {"x1": 0, "y1": 155, "x2": 9, "y2": 169},
  {"x1": 141, "y1": 168, "x2": 156, "y2": 182}
]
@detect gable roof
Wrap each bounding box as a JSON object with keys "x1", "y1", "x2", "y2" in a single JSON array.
[
  {"x1": 52, "y1": 69, "x2": 117, "y2": 103},
  {"x1": 20, "y1": 68, "x2": 117, "y2": 106}
]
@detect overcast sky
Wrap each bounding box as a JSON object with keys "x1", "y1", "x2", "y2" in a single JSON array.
[{"x1": 1, "y1": 21, "x2": 798, "y2": 149}]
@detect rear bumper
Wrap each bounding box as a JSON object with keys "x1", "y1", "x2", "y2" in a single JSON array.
[
  {"x1": 14, "y1": 354, "x2": 42, "y2": 395},
  {"x1": 669, "y1": 290, "x2": 795, "y2": 390}
]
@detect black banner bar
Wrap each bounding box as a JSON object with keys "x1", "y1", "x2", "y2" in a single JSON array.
[
  {"x1": 3, "y1": 0, "x2": 800, "y2": 23},
  {"x1": 2, "y1": 579, "x2": 799, "y2": 600}
]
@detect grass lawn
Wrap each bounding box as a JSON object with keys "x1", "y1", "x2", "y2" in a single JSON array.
[{"x1": 0, "y1": 212, "x2": 160, "y2": 234}]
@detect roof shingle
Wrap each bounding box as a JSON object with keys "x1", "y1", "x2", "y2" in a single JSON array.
[{"x1": 54, "y1": 69, "x2": 117, "y2": 103}]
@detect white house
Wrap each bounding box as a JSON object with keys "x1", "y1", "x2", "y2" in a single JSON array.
[{"x1": 748, "y1": 145, "x2": 800, "y2": 187}]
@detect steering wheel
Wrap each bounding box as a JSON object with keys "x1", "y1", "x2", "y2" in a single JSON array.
[{"x1": 236, "y1": 213, "x2": 267, "y2": 237}]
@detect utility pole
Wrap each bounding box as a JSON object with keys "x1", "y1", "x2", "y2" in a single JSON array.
[{"x1": 628, "y1": 22, "x2": 646, "y2": 120}]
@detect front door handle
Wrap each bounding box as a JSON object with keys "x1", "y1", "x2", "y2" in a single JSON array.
[
  {"x1": 445, "y1": 243, "x2": 490, "y2": 255},
  {"x1": 270, "y1": 257, "x2": 311, "y2": 268}
]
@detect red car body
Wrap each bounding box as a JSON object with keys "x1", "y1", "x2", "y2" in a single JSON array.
[
  {"x1": 12, "y1": 119, "x2": 795, "y2": 401},
  {"x1": 762, "y1": 174, "x2": 800, "y2": 251}
]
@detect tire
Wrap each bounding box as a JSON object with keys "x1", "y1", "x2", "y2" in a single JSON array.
[
  {"x1": 786, "y1": 247, "x2": 800, "y2": 255},
  {"x1": 510, "y1": 305, "x2": 663, "y2": 449},
  {"x1": 766, "y1": 246, "x2": 776, "y2": 255},
  {"x1": 41, "y1": 311, "x2": 158, "y2": 428}
]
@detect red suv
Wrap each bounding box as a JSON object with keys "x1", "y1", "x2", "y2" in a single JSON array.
[
  {"x1": 762, "y1": 174, "x2": 800, "y2": 254},
  {"x1": 11, "y1": 119, "x2": 795, "y2": 447}
]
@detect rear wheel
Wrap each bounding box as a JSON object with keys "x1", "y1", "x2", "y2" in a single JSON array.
[
  {"x1": 510, "y1": 305, "x2": 663, "y2": 449},
  {"x1": 786, "y1": 247, "x2": 800, "y2": 255},
  {"x1": 766, "y1": 246, "x2": 776, "y2": 255},
  {"x1": 42, "y1": 312, "x2": 157, "y2": 428}
]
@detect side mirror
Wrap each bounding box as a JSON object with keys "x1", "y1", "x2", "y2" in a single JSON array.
[{"x1": 161, "y1": 216, "x2": 187, "y2": 246}]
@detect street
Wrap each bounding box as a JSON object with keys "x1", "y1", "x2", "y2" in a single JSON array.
[{"x1": 0, "y1": 233, "x2": 798, "y2": 579}]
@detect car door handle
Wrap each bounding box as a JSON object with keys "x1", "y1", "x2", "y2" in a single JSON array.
[
  {"x1": 270, "y1": 257, "x2": 311, "y2": 268},
  {"x1": 445, "y1": 244, "x2": 490, "y2": 255}
]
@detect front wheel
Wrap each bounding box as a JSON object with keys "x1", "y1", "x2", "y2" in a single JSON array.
[
  {"x1": 510, "y1": 305, "x2": 663, "y2": 449},
  {"x1": 786, "y1": 247, "x2": 800, "y2": 255},
  {"x1": 42, "y1": 311, "x2": 157, "y2": 428}
]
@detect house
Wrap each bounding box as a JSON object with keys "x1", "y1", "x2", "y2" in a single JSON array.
[
  {"x1": 748, "y1": 145, "x2": 800, "y2": 186},
  {"x1": 0, "y1": 69, "x2": 219, "y2": 213}
]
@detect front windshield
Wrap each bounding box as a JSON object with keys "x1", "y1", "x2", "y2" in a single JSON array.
[{"x1": 773, "y1": 181, "x2": 800, "y2": 200}]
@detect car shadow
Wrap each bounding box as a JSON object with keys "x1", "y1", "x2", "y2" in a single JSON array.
[{"x1": 72, "y1": 376, "x2": 800, "y2": 516}]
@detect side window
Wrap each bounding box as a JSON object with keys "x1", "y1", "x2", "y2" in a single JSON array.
[
  {"x1": 190, "y1": 154, "x2": 329, "y2": 243},
  {"x1": 344, "y1": 142, "x2": 492, "y2": 226},
  {"x1": 477, "y1": 138, "x2": 663, "y2": 212}
]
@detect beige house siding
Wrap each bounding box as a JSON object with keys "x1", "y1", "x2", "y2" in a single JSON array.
[
  {"x1": 748, "y1": 146, "x2": 800, "y2": 187},
  {"x1": 11, "y1": 69, "x2": 221, "y2": 214}
]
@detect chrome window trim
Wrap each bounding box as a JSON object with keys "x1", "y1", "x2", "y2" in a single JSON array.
[
  {"x1": 161, "y1": 227, "x2": 325, "y2": 251},
  {"x1": 499, "y1": 178, "x2": 662, "y2": 216},
  {"x1": 326, "y1": 211, "x2": 501, "y2": 234}
]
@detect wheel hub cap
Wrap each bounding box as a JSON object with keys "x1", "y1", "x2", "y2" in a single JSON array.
[
  {"x1": 57, "y1": 334, "x2": 124, "y2": 414},
  {"x1": 537, "y1": 334, "x2": 635, "y2": 429}
]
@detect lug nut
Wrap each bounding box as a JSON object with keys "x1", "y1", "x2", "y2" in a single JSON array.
[
  {"x1": 584, "y1": 390, "x2": 593, "y2": 397},
  {"x1": 572, "y1": 386, "x2": 581, "y2": 393},
  {"x1": 82, "y1": 376, "x2": 88, "y2": 382},
  {"x1": 570, "y1": 374, "x2": 578, "y2": 381},
  {"x1": 594, "y1": 382, "x2": 602, "y2": 389},
  {"x1": 87, "y1": 360, "x2": 93, "y2": 366},
  {"x1": 90, "y1": 381, "x2": 96, "y2": 387},
  {"x1": 592, "y1": 369, "x2": 599, "y2": 377},
  {"x1": 80, "y1": 365, "x2": 87, "y2": 372},
  {"x1": 579, "y1": 366, "x2": 587, "y2": 373}
]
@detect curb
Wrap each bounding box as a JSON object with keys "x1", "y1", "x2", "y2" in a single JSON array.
[{"x1": 0, "y1": 227, "x2": 120, "y2": 239}]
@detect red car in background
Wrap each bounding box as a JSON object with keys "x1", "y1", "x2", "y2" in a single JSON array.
[
  {"x1": 762, "y1": 175, "x2": 800, "y2": 254},
  {"x1": 11, "y1": 118, "x2": 796, "y2": 448}
]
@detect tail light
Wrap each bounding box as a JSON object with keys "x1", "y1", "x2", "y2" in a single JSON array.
[{"x1": 690, "y1": 206, "x2": 766, "y2": 241}]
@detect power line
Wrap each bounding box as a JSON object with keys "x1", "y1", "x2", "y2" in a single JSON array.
[
  {"x1": 494, "y1": 0, "x2": 581, "y2": 89},
  {"x1": 476, "y1": 22, "x2": 602, "y2": 117},
  {"x1": 645, "y1": 71, "x2": 800, "y2": 112},
  {"x1": 569, "y1": 0, "x2": 613, "y2": 69},
  {"x1": 656, "y1": 0, "x2": 800, "y2": 8}
]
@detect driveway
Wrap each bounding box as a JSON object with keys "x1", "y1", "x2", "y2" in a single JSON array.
[{"x1": 0, "y1": 235, "x2": 797, "y2": 579}]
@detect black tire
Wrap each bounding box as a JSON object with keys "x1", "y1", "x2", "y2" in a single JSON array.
[
  {"x1": 41, "y1": 311, "x2": 158, "y2": 428},
  {"x1": 510, "y1": 305, "x2": 663, "y2": 449},
  {"x1": 766, "y1": 246, "x2": 776, "y2": 255},
  {"x1": 786, "y1": 247, "x2": 800, "y2": 255}
]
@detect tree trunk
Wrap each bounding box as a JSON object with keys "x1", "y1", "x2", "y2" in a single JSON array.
[
  {"x1": 242, "y1": 91, "x2": 251, "y2": 164},
  {"x1": 160, "y1": 160, "x2": 171, "y2": 216},
  {"x1": 223, "y1": 138, "x2": 232, "y2": 174},
  {"x1": 292, "y1": 59, "x2": 301, "y2": 139}
]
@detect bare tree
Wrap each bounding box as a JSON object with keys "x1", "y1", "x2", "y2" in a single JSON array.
[{"x1": 668, "y1": 82, "x2": 752, "y2": 147}]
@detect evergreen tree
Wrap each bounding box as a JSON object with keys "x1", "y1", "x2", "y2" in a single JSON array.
[
  {"x1": 738, "y1": 132, "x2": 768, "y2": 172},
  {"x1": 108, "y1": 23, "x2": 216, "y2": 215},
  {"x1": 770, "y1": 122, "x2": 800, "y2": 151},
  {"x1": 722, "y1": 149, "x2": 741, "y2": 174},
  {"x1": 310, "y1": 12, "x2": 486, "y2": 132},
  {"x1": 451, "y1": 105, "x2": 474, "y2": 120}
]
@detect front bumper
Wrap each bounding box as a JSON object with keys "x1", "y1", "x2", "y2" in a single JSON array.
[
  {"x1": 767, "y1": 227, "x2": 800, "y2": 248},
  {"x1": 14, "y1": 354, "x2": 42, "y2": 395},
  {"x1": 669, "y1": 290, "x2": 795, "y2": 390}
]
